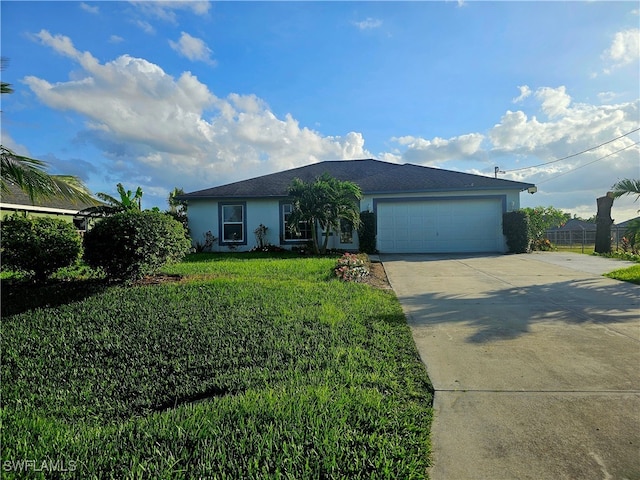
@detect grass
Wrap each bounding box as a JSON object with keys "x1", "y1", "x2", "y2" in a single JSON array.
[
  {"x1": 553, "y1": 244, "x2": 596, "y2": 254},
  {"x1": 604, "y1": 264, "x2": 640, "y2": 284},
  {"x1": 1, "y1": 253, "x2": 433, "y2": 479}
]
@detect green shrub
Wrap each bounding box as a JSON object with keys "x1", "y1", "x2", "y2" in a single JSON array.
[
  {"x1": 83, "y1": 210, "x2": 191, "y2": 281},
  {"x1": 502, "y1": 211, "x2": 531, "y2": 253},
  {"x1": 358, "y1": 211, "x2": 377, "y2": 253},
  {"x1": 0, "y1": 214, "x2": 82, "y2": 282}
]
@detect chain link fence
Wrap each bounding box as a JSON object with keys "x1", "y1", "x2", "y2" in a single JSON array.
[{"x1": 545, "y1": 225, "x2": 629, "y2": 252}]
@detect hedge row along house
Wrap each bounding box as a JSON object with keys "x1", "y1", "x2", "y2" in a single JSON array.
[{"x1": 180, "y1": 159, "x2": 536, "y2": 254}]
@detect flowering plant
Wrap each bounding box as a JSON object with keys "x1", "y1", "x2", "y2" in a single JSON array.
[{"x1": 333, "y1": 252, "x2": 369, "y2": 282}]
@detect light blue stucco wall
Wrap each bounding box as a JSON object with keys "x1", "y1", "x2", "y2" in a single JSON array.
[
  {"x1": 187, "y1": 189, "x2": 524, "y2": 253},
  {"x1": 187, "y1": 198, "x2": 359, "y2": 252}
]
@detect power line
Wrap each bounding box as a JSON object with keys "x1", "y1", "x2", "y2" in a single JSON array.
[
  {"x1": 504, "y1": 127, "x2": 640, "y2": 173},
  {"x1": 537, "y1": 141, "x2": 639, "y2": 185}
]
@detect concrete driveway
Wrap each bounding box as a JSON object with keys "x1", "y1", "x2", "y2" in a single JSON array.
[{"x1": 380, "y1": 252, "x2": 640, "y2": 480}]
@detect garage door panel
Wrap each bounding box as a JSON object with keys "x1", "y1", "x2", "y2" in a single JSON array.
[{"x1": 376, "y1": 198, "x2": 503, "y2": 253}]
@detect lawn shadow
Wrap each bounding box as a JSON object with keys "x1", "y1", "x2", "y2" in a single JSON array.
[{"x1": 1, "y1": 278, "x2": 110, "y2": 317}]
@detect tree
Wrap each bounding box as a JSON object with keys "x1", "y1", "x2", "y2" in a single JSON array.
[
  {"x1": 520, "y1": 206, "x2": 569, "y2": 244},
  {"x1": 287, "y1": 173, "x2": 362, "y2": 254},
  {"x1": 167, "y1": 187, "x2": 188, "y2": 230},
  {"x1": 0, "y1": 147, "x2": 97, "y2": 204},
  {"x1": 1, "y1": 57, "x2": 13, "y2": 94},
  {"x1": 611, "y1": 178, "x2": 640, "y2": 202},
  {"x1": 81, "y1": 183, "x2": 143, "y2": 216},
  {"x1": 1, "y1": 58, "x2": 96, "y2": 204}
]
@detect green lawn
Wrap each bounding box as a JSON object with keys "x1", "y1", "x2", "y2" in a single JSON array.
[
  {"x1": 604, "y1": 264, "x2": 640, "y2": 285},
  {"x1": 1, "y1": 253, "x2": 433, "y2": 479}
]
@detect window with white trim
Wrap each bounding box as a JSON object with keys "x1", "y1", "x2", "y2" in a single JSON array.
[
  {"x1": 282, "y1": 203, "x2": 312, "y2": 241},
  {"x1": 340, "y1": 220, "x2": 353, "y2": 243},
  {"x1": 221, "y1": 204, "x2": 244, "y2": 243}
]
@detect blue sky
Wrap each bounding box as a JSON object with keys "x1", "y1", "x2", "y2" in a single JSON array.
[{"x1": 2, "y1": 1, "x2": 639, "y2": 221}]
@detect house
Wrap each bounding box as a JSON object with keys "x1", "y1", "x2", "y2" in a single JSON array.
[
  {"x1": 545, "y1": 218, "x2": 597, "y2": 246},
  {"x1": 0, "y1": 183, "x2": 97, "y2": 231},
  {"x1": 180, "y1": 159, "x2": 536, "y2": 254}
]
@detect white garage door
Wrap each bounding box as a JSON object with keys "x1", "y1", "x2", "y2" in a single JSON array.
[{"x1": 377, "y1": 198, "x2": 504, "y2": 253}]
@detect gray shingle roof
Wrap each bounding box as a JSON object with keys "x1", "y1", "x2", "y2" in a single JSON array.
[
  {"x1": 0, "y1": 183, "x2": 98, "y2": 212},
  {"x1": 181, "y1": 159, "x2": 535, "y2": 199}
]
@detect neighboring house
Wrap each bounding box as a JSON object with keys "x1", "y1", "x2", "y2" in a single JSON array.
[
  {"x1": 180, "y1": 159, "x2": 536, "y2": 254},
  {"x1": 546, "y1": 219, "x2": 597, "y2": 246},
  {"x1": 614, "y1": 216, "x2": 639, "y2": 231},
  {"x1": 0, "y1": 183, "x2": 97, "y2": 231}
]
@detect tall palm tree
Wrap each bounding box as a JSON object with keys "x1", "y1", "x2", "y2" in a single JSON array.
[{"x1": 1, "y1": 58, "x2": 96, "y2": 204}]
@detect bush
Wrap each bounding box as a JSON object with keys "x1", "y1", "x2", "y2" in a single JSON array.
[
  {"x1": 532, "y1": 238, "x2": 555, "y2": 251},
  {"x1": 502, "y1": 211, "x2": 531, "y2": 253},
  {"x1": 83, "y1": 211, "x2": 191, "y2": 281},
  {"x1": 0, "y1": 214, "x2": 82, "y2": 282},
  {"x1": 358, "y1": 211, "x2": 377, "y2": 254}
]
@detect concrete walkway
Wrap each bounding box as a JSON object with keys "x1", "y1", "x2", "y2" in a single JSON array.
[{"x1": 380, "y1": 252, "x2": 640, "y2": 480}]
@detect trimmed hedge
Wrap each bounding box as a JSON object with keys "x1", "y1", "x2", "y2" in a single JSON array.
[
  {"x1": 502, "y1": 211, "x2": 531, "y2": 253},
  {"x1": 83, "y1": 210, "x2": 191, "y2": 281},
  {"x1": 0, "y1": 214, "x2": 82, "y2": 282}
]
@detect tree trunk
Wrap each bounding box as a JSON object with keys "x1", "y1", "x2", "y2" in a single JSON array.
[
  {"x1": 310, "y1": 219, "x2": 320, "y2": 254},
  {"x1": 321, "y1": 226, "x2": 330, "y2": 254},
  {"x1": 595, "y1": 194, "x2": 614, "y2": 254}
]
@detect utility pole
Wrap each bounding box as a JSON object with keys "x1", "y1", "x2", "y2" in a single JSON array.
[{"x1": 494, "y1": 166, "x2": 505, "y2": 178}]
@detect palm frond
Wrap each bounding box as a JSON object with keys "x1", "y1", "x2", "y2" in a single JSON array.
[
  {"x1": 611, "y1": 178, "x2": 640, "y2": 201},
  {"x1": 1, "y1": 145, "x2": 98, "y2": 204}
]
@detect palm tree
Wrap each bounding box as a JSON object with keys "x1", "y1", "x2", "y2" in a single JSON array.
[
  {"x1": 1, "y1": 146, "x2": 97, "y2": 204},
  {"x1": 611, "y1": 178, "x2": 640, "y2": 201},
  {"x1": 287, "y1": 173, "x2": 362, "y2": 254},
  {"x1": 1, "y1": 57, "x2": 13, "y2": 94},
  {"x1": 1, "y1": 58, "x2": 96, "y2": 204},
  {"x1": 81, "y1": 183, "x2": 143, "y2": 216}
]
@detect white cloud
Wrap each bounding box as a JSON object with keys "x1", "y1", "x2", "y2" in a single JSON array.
[
  {"x1": 535, "y1": 86, "x2": 571, "y2": 118},
  {"x1": 602, "y1": 28, "x2": 640, "y2": 73},
  {"x1": 134, "y1": 20, "x2": 155, "y2": 35},
  {"x1": 385, "y1": 84, "x2": 639, "y2": 221},
  {"x1": 1, "y1": 133, "x2": 30, "y2": 157},
  {"x1": 512, "y1": 85, "x2": 531, "y2": 103},
  {"x1": 391, "y1": 133, "x2": 485, "y2": 165},
  {"x1": 597, "y1": 91, "x2": 621, "y2": 103},
  {"x1": 353, "y1": 18, "x2": 382, "y2": 30},
  {"x1": 24, "y1": 31, "x2": 370, "y2": 196},
  {"x1": 130, "y1": 1, "x2": 210, "y2": 24},
  {"x1": 80, "y1": 2, "x2": 99, "y2": 14},
  {"x1": 109, "y1": 35, "x2": 124, "y2": 44},
  {"x1": 169, "y1": 32, "x2": 216, "y2": 65},
  {"x1": 489, "y1": 87, "x2": 638, "y2": 157}
]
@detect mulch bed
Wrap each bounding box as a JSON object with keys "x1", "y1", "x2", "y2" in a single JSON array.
[{"x1": 362, "y1": 262, "x2": 393, "y2": 289}]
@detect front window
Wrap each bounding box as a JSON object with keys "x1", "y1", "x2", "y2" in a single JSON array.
[
  {"x1": 340, "y1": 220, "x2": 353, "y2": 243},
  {"x1": 283, "y1": 203, "x2": 312, "y2": 241},
  {"x1": 221, "y1": 204, "x2": 245, "y2": 243}
]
